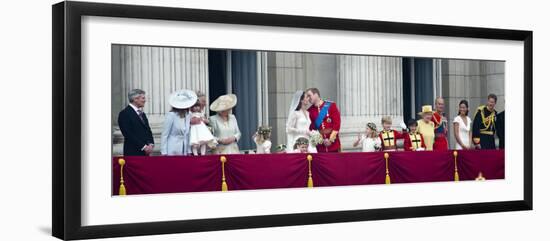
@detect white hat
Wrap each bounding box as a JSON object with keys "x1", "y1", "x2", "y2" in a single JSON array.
[
  {"x1": 210, "y1": 94, "x2": 237, "y2": 112},
  {"x1": 169, "y1": 89, "x2": 197, "y2": 109}
]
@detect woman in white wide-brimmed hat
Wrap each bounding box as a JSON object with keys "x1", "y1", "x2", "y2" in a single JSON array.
[
  {"x1": 416, "y1": 105, "x2": 436, "y2": 151},
  {"x1": 160, "y1": 89, "x2": 197, "y2": 155},
  {"x1": 208, "y1": 94, "x2": 241, "y2": 154}
]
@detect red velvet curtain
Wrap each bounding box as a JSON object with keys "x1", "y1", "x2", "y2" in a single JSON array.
[
  {"x1": 311, "y1": 152, "x2": 386, "y2": 186},
  {"x1": 224, "y1": 153, "x2": 308, "y2": 190},
  {"x1": 112, "y1": 155, "x2": 221, "y2": 195},
  {"x1": 457, "y1": 150, "x2": 505, "y2": 180},
  {"x1": 388, "y1": 151, "x2": 455, "y2": 183},
  {"x1": 112, "y1": 150, "x2": 504, "y2": 196}
]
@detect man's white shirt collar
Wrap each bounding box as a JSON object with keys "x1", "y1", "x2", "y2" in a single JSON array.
[{"x1": 129, "y1": 103, "x2": 142, "y2": 114}]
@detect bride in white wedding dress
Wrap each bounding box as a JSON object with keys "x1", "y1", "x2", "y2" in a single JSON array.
[{"x1": 286, "y1": 90, "x2": 317, "y2": 153}]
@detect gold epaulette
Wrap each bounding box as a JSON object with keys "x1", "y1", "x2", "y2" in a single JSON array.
[{"x1": 477, "y1": 105, "x2": 497, "y2": 114}]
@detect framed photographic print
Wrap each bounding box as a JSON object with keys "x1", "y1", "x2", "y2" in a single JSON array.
[{"x1": 52, "y1": 1, "x2": 533, "y2": 240}]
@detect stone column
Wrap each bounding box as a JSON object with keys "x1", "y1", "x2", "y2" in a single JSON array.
[
  {"x1": 441, "y1": 59, "x2": 505, "y2": 149},
  {"x1": 267, "y1": 52, "x2": 307, "y2": 149},
  {"x1": 337, "y1": 55, "x2": 404, "y2": 151},
  {"x1": 267, "y1": 52, "x2": 338, "y2": 149},
  {"x1": 111, "y1": 45, "x2": 209, "y2": 155}
]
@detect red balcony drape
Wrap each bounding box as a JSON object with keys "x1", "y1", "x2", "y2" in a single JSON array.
[{"x1": 112, "y1": 150, "x2": 504, "y2": 196}]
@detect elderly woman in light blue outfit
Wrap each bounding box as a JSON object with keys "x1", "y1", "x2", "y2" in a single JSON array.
[
  {"x1": 160, "y1": 89, "x2": 198, "y2": 156},
  {"x1": 209, "y1": 94, "x2": 241, "y2": 154}
]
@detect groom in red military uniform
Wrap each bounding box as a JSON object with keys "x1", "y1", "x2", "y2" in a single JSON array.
[{"x1": 306, "y1": 88, "x2": 341, "y2": 152}]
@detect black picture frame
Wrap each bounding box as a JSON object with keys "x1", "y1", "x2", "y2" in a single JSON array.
[{"x1": 52, "y1": 1, "x2": 533, "y2": 240}]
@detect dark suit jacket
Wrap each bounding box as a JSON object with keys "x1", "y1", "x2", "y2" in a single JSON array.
[
  {"x1": 496, "y1": 111, "x2": 505, "y2": 149},
  {"x1": 117, "y1": 105, "x2": 154, "y2": 156}
]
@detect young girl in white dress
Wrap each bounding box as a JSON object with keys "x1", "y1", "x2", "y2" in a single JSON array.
[
  {"x1": 453, "y1": 100, "x2": 472, "y2": 150},
  {"x1": 291, "y1": 137, "x2": 310, "y2": 153},
  {"x1": 189, "y1": 101, "x2": 216, "y2": 155},
  {"x1": 253, "y1": 126, "x2": 272, "y2": 154},
  {"x1": 353, "y1": 122, "x2": 381, "y2": 152},
  {"x1": 286, "y1": 91, "x2": 317, "y2": 153}
]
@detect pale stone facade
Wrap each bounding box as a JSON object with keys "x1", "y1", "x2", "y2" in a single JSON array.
[
  {"x1": 111, "y1": 45, "x2": 209, "y2": 155},
  {"x1": 111, "y1": 45, "x2": 505, "y2": 155},
  {"x1": 442, "y1": 60, "x2": 505, "y2": 149},
  {"x1": 266, "y1": 53, "x2": 403, "y2": 152},
  {"x1": 267, "y1": 52, "x2": 338, "y2": 151},
  {"x1": 337, "y1": 55, "x2": 403, "y2": 151}
]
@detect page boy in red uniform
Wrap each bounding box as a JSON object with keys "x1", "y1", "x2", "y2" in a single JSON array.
[
  {"x1": 378, "y1": 116, "x2": 405, "y2": 151},
  {"x1": 404, "y1": 119, "x2": 426, "y2": 151}
]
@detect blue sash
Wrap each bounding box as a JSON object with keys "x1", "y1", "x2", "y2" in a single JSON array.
[
  {"x1": 315, "y1": 101, "x2": 331, "y2": 129},
  {"x1": 435, "y1": 121, "x2": 446, "y2": 134}
]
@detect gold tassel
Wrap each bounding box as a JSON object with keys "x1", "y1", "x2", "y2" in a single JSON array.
[
  {"x1": 307, "y1": 155, "x2": 313, "y2": 188},
  {"x1": 220, "y1": 156, "x2": 228, "y2": 191},
  {"x1": 118, "y1": 158, "x2": 126, "y2": 196},
  {"x1": 221, "y1": 180, "x2": 228, "y2": 191},
  {"x1": 384, "y1": 153, "x2": 391, "y2": 184},
  {"x1": 453, "y1": 151, "x2": 459, "y2": 181}
]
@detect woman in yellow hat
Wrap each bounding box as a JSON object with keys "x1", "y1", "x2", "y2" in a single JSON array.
[{"x1": 416, "y1": 105, "x2": 436, "y2": 151}]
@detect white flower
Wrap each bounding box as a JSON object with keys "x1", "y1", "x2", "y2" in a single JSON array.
[{"x1": 309, "y1": 130, "x2": 324, "y2": 146}]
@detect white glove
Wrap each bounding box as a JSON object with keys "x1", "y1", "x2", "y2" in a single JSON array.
[{"x1": 400, "y1": 121, "x2": 407, "y2": 130}]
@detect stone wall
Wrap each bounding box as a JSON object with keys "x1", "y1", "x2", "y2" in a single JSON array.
[
  {"x1": 441, "y1": 59, "x2": 505, "y2": 149},
  {"x1": 111, "y1": 45, "x2": 209, "y2": 155},
  {"x1": 337, "y1": 55, "x2": 404, "y2": 151},
  {"x1": 110, "y1": 46, "x2": 504, "y2": 154},
  {"x1": 267, "y1": 52, "x2": 338, "y2": 149},
  {"x1": 267, "y1": 52, "x2": 404, "y2": 151}
]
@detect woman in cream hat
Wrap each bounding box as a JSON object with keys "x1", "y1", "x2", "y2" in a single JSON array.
[
  {"x1": 208, "y1": 94, "x2": 241, "y2": 154},
  {"x1": 416, "y1": 105, "x2": 436, "y2": 151},
  {"x1": 160, "y1": 89, "x2": 197, "y2": 155}
]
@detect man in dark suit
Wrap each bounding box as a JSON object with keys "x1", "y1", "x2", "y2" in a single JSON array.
[{"x1": 118, "y1": 89, "x2": 155, "y2": 156}]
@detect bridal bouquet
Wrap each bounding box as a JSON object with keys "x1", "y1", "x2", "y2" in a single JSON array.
[{"x1": 309, "y1": 130, "x2": 324, "y2": 146}]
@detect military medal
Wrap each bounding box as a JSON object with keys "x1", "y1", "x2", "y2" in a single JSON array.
[{"x1": 327, "y1": 117, "x2": 332, "y2": 123}]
